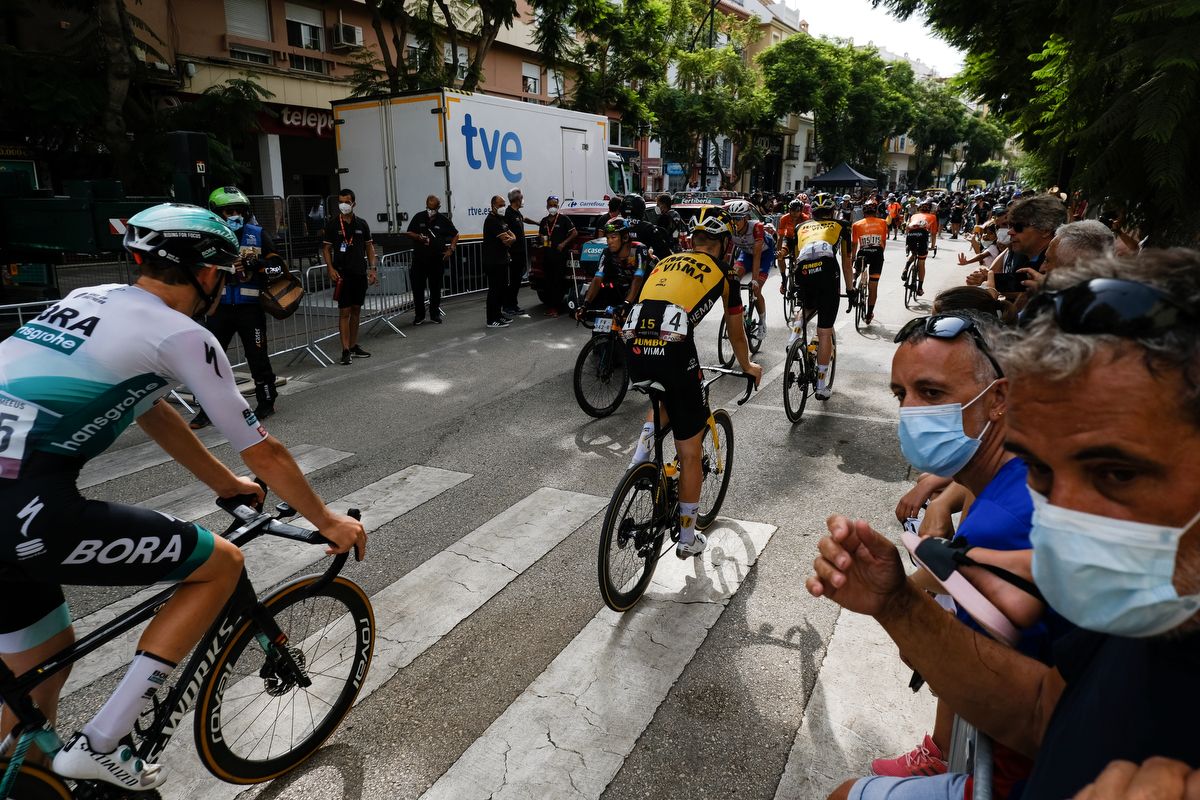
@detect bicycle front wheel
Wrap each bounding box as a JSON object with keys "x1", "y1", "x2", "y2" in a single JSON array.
[
  {"x1": 696, "y1": 408, "x2": 734, "y2": 529},
  {"x1": 716, "y1": 317, "x2": 736, "y2": 368},
  {"x1": 783, "y1": 339, "x2": 810, "y2": 423},
  {"x1": 598, "y1": 463, "x2": 666, "y2": 612},
  {"x1": 195, "y1": 575, "x2": 375, "y2": 784},
  {"x1": 744, "y1": 303, "x2": 763, "y2": 355},
  {"x1": 573, "y1": 335, "x2": 628, "y2": 418},
  {"x1": 0, "y1": 760, "x2": 72, "y2": 799}
]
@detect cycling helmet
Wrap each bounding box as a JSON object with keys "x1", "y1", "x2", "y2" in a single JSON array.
[
  {"x1": 692, "y1": 206, "x2": 733, "y2": 239},
  {"x1": 842, "y1": 194, "x2": 852, "y2": 202},
  {"x1": 208, "y1": 186, "x2": 251, "y2": 214},
  {"x1": 992, "y1": 204, "x2": 1007, "y2": 216},
  {"x1": 919, "y1": 201, "x2": 933, "y2": 212},
  {"x1": 788, "y1": 199, "x2": 803, "y2": 211},
  {"x1": 811, "y1": 192, "x2": 835, "y2": 210},
  {"x1": 124, "y1": 203, "x2": 239, "y2": 272},
  {"x1": 603, "y1": 217, "x2": 634, "y2": 238},
  {"x1": 863, "y1": 201, "x2": 879, "y2": 214},
  {"x1": 622, "y1": 193, "x2": 646, "y2": 221},
  {"x1": 726, "y1": 199, "x2": 753, "y2": 220}
]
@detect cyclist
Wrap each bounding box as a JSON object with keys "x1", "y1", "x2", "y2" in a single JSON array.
[
  {"x1": 905, "y1": 216, "x2": 934, "y2": 297},
  {"x1": 727, "y1": 199, "x2": 773, "y2": 340},
  {"x1": 782, "y1": 192, "x2": 851, "y2": 400},
  {"x1": 189, "y1": 186, "x2": 281, "y2": 430},
  {"x1": 838, "y1": 195, "x2": 855, "y2": 224},
  {"x1": 577, "y1": 218, "x2": 652, "y2": 316},
  {"x1": 850, "y1": 201, "x2": 889, "y2": 324},
  {"x1": 623, "y1": 208, "x2": 762, "y2": 558},
  {"x1": 903, "y1": 193, "x2": 919, "y2": 224},
  {"x1": 0, "y1": 203, "x2": 366, "y2": 790},
  {"x1": 886, "y1": 194, "x2": 904, "y2": 240}
]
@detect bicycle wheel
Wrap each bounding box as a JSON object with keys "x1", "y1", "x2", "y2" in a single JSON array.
[
  {"x1": 827, "y1": 335, "x2": 838, "y2": 390},
  {"x1": 573, "y1": 335, "x2": 628, "y2": 418},
  {"x1": 903, "y1": 262, "x2": 916, "y2": 309},
  {"x1": 0, "y1": 760, "x2": 72, "y2": 799},
  {"x1": 195, "y1": 575, "x2": 375, "y2": 784},
  {"x1": 598, "y1": 463, "x2": 666, "y2": 612},
  {"x1": 783, "y1": 339, "x2": 809, "y2": 423},
  {"x1": 696, "y1": 408, "x2": 734, "y2": 529},
  {"x1": 716, "y1": 317, "x2": 735, "y2": 368},
  {"x1": 744, "y1": 301, "x2": 763, "y2": 355}
]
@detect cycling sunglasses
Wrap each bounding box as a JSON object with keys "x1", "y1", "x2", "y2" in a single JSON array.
[
  {"x1": 895, "y1": 314, "x2": 1005, "y2": 378},
  {"x1": 1019, "y1": 278, "x2": 1196, "y2": 337}
]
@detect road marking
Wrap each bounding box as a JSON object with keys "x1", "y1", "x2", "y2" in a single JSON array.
[
  {"x1": 420, "y1": 518, "x2": 777, "y2": 800},
  {"x1": 160, "y1": 486, "x2": 606, "y2": 800},
  {"x1": 135, "y1": 444, "x2": 352, "y2": 522},
  {"x1": 77, "y1": 427, "x2": 227, "y2": 490},
  {"x1": 63, "y1": 464, "x2": 471, "y2": 699}
]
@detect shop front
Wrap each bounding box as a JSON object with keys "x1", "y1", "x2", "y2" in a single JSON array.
[{"x1": 242, "y1": 103, "x2": 339, "y2": 200}]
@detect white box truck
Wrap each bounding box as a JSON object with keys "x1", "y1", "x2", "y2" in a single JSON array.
[{"x1": 330, "y1": 89, "x2": 632, "y2": 240}]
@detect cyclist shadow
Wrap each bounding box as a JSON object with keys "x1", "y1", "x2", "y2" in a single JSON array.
[
  {"x1": 573, "y1": 418, "x2": 638, "y2": 463},
  {"x1": 251, "y1": 743, "x2": 366, "y2": 800},
  {"x1": 784, "y1": 415, "x2": 905, "y2": 483}
]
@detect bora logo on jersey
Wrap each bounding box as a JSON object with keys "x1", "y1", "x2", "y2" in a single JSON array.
[{"x1": 16, "y1": 304, "x2": 102, "y2": 355}]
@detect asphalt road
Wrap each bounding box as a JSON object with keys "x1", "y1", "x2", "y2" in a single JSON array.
[{"x1": 56, "y1": 231, "x2": 976, "y2": 800}]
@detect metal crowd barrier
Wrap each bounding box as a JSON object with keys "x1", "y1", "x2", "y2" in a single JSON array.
[{"x1": 948, "y1": 716, "x2": 994, "y2": 800}]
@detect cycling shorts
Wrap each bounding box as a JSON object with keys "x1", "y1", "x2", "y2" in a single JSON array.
[
  {"x1": 858, "y1": 248, "x2": 885, "y2": 277},
  {"x1": 906, "y1": 232, "x2": 930, "y2": 258},
  {"x1": 0, "y1": 478, "x2": 216, "y2": 652},
  {"x1": 735, "y1": 248, "x2": 775, "y2": 280},
  {"x1": 794, "y1": 257, "x2": 842, "y2": 329},
  {"x1": 626, "y1": 337, "x2": 709, "y2": 441}
]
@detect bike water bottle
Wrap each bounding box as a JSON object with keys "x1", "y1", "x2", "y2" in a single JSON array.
[{"x1": 663, "y1": 462, "x2": 679, "y2": 480}]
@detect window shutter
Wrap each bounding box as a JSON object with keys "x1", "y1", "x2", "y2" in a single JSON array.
[
  {"x1": 284, "y1": 2, "x2": 323, "y2": 26},
  {"x1": 224, "y1": 0, "x2": 271, "y2": 41}
]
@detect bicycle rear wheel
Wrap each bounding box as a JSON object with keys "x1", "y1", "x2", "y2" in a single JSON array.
[
  {"x1": 783, "y1": 339, "x2": 810, "y2": 423},
  {"x1": 0, "y1": 760, "x2": 72, "y2": 799},
  {"x1": 573, "y1": 335, "x2": 628, "y2": 418},
  {"x1": 716, "y1": 317, "x2": 736, "y2": 368},
  {"x1": 903, "y1": 261, "x2": 917, "y2": 309},
  {"x1": 598, "y1": 463, "x2": 666, "y2": 612},
  {"x1": 195, "y1": 575, "x2": 375, "y2": 784},
  {"x1": 744, "y1": 302, "x2": 763, "y2": 355},
  {"x1": 696, "y1": 408, "x2": 734, "y2": 529}
]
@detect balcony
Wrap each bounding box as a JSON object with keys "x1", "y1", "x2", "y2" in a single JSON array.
[
  {"x1": 805, "y1": 148, "x2": 816, "y2": 162},
  {"x1": 787, "y1": 145, "x2": 800, "y2": 161}
]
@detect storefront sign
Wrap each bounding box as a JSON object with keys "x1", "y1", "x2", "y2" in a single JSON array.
[
  {"x1": 257, "y1": 105, "x2": 336, "y2": 139},
  {"x1": 666, "y1": 163, "x2": 684, "y2": 176}
]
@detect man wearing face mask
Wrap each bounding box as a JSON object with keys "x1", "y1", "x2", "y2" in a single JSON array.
[
  {"x1": 482, "y1": 195, "x2": 517, "y2": 328},
  {"x1": 808, "y1": 250, "x2": 1200, "y2": 800},
  {"x1": 189, "y1": 186, "x2": 279, "y2": 428},
  {"x1": 405, "y1": 194, "x2": 459, "y2": 325},
  {"x1": 321, "y1": 190, "x2": 377, "y2": 365},
  {"x1": 536, "y1": 196, "x2": 577, "y2": 317},
  {"x1": 503, "y1": 188, "x2": 539, "y2": 318}
]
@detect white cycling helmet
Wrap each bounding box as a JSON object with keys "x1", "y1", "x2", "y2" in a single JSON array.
[
  {"x1": 726, "y1": 199, "x2": 753, "y2": 220},
  {"x1": 842, "y1": 194, "x2": 852, "y2": 202}
]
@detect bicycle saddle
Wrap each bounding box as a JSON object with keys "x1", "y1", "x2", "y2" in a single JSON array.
[{"x1": 631, "y1": 380, "x2": 667, "y2": 394}]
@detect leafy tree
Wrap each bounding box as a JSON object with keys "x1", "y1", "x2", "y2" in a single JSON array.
[
  {"x1": 908, "y1": 79, "x2": 966, "y2": 186},
  {"x1": 876, "y1": 0, "x2": 1200, "y2": 244},
  {"x1": 960, "y1": 110, "x2": 1006, "y2": 177}
]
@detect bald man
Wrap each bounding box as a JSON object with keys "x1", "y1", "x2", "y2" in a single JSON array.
[{"x1": 405, "y1": 194, "x2": 459, "y2": 325}]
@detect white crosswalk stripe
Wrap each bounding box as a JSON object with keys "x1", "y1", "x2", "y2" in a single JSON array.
[{"x1": 77, "y1": 427, "x2": 227, "y2": 490}]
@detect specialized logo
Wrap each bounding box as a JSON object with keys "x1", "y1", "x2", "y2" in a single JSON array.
[
  {"x1": 62, "y1": 534, "x2": 185, "y2": 566},
  {"x1": 17, "y1": 495, "x2": 43, "y2": 537},
  {"x1": 205, "y1": 342, "x2": 223, "y2": 378}
]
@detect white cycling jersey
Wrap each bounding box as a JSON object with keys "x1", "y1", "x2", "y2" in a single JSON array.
[{"x1": 0, "y1": 284, "x2": 268, "y2": 479}]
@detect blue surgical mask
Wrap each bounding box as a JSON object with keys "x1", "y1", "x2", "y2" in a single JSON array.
[
  {"x1": 225, "y1": 215, "x2": 244, "y2": 232},
  {"x1": 897, "y1": 381, "x2": 997, "y2": 477},
  {"x1": 1029, "y1": 489, "x2": 1200, "y2": 637}
]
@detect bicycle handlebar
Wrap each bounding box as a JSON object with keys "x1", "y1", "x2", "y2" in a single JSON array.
[
  {"x1": 700, "y1": 365, "x2": 758, "y2": 406},
  {"x1": 216, "y1": 484, "x2": 362, "y2": 567}
]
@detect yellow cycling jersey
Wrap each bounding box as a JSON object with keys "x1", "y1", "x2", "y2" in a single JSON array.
[
  {"x1": 794, "y1": 219, "x2": 849, "y2": 262},
  {"x1": 635, "y1": 251, "x2": 743, "y2": 332}
]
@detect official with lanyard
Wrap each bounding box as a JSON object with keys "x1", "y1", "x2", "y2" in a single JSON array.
[
  {"x1": 321, "y1": 189, "x2": 377, "y2": 366},
  {"x1": 537, "y1": 196, "x2": 577, "y2": 317}
]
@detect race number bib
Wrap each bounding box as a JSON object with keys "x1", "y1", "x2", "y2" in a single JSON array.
[
  {"x1": 622, "y1": 303, "x2": 643, "y2": 336},
  {"x1": 659, "y1": 303, "x2": 687, "y2": 342},
  {"x1": 859, "y1": 234, "x2": 883, "y2": 248},
  {"x1": 0, "y1": 392, "x2": 39, "y2": 480},
  {"x1": 798, "y1": 241, "x2": 834, "y2": 261}
]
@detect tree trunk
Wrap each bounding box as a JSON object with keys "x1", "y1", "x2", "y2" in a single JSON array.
[
  {"x1": 433, "y1": 0, "x2": 461, "y2": 88},
  {"x1": 365, "y1": 0, "x2": 401, "y2": 94},
  {"x1": 461, "y1": 20, "x2": 500, "y2": 92},
  {"x1": 389, "y1": 16, "x2": 413, "y2": 90},
  {"x1": 96, "y1": 0, "x2": 133, "y2": 177}
]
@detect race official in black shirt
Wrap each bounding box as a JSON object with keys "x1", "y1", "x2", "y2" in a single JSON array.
[
  {"x1": 536, "y1": 196, "x2": 577, "y2": 317},
  {"x1": 648, "y1": 194, "x2": 685, "y2": 256},
  {"x1": 321, "y1": 189, "x2": 377, "y2": 365},
  {"x1": 405, "y1": 194, "x2": 459, "y2": 325},
  {"x1": 503, "y1": 188, "x2": 539, "y2": 317},
  {"x1": 482, "y1": 196, "x2": 517, "y2": 328}
]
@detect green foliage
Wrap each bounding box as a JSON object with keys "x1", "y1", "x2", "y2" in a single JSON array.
[
  {"x1": 347, "y1": 48, "x2": 391, "y2": 97},
  {"x1": 908, "y1": 79, "x2": 967, "y2": 185},
  {"x1": 966, "y1": 159, "x2": 1004, "y2": 183},
  {"x1": 875, "y1": 0, "x2": 1200, "y2": 244}
]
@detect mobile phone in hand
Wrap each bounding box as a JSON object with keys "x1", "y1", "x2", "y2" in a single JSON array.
[{"x1": 993, "y1": 272, "x2": 1027, "y2": 294}]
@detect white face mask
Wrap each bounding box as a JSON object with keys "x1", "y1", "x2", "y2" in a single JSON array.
[
  {"x1": 338, "y1": 202, "x2": 353, "y2": 215},
  {"x1": 1030, "y1": 489, "x2": 1200, "y2": 637},
  {"x1": 996, "y1": 227, "x2": 1011, "y2": 244},
  {"x1": 547, "y1": 206, "x2": 559, "y2": 215}
]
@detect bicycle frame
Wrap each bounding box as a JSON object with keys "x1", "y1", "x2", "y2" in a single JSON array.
[{"x1": 0, "y1": 504, "x2": 348, "y2": 776}]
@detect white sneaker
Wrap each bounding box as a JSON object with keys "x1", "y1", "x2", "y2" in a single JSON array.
[
  {"x1": 53, "y1": 732, "x2": 166, "y2": 790},
  {"x1": 755, "y1": 321, "x2": 767, "y2": 340},
  {"x1": 815, "y1": 385, "x2": 833, "y2": 401},
  {"x1": 675, "y1": 532, "x2": 707, "y2": 560}
]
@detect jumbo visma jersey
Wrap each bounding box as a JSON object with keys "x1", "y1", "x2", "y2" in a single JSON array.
[
  {"x1": 635, "y1": 251, "x2": 743, "y2": 334},
  {"x1": 0, "y1": 284, "x2": 268, "y2": 481},
  {"x1": 794, "y1": 219, "x2": 849, "y2": 262}
]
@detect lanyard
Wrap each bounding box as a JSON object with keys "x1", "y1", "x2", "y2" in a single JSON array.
[
  {"x1": 546, "y1": 213, "x2": 559, "y2": 240},
  {"x1": 338, "y1": 216, "x2": 354, "y2": 247}
]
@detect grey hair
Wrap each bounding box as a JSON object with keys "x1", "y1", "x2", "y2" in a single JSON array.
[
  {"x1": 1053, "y1": 220, "x2": 1114, "y2": 266},
  {"x1": 1008, "y1": 195, "x2": 1067, "y2": 233},
  {"x1": 902, "y1": 309, "x2": 1001, "y2": 387},
  {"x1": 507, "y1": 188, "x2": 522, "y2": 202},
  {"x1": 997, "y1": 248, "x2": 1200, "y2": 426}
]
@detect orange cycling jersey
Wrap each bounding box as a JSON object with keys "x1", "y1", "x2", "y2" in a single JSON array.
[
  {"x1": 910, "y1": 212, "x2": 940, "y2": 239},
  {"x1": 887, "y1": 202, "x2": 902, "y2": 221},
  {"x1": 852, "y1": 217, "x2": 889, "y2": 252}
]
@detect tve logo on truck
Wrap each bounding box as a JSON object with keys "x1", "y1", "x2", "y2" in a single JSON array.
[{"x1": 332, "y1": 89, "x2": 631, "y2": 238}]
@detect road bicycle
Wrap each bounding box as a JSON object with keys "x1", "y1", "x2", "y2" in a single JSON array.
[
  {"x1": 901, "y1": 249, "x2": 923, "y2": 310},
  {"x1": 717, "y1": 279, "x2": 764, "y2": 368},
  {"x1": 782, "y1": 284, "x2": 837, "y2": 424},
  {"x1": 597, "y1": 367, "x2": 756, "y2": 613},
  {"x1": 573, "y1": 307, "x2": 629, "y2": 418},
  {"x1": 0, "y1": 496, "x2": 374, "y2": 799},
  {"x1": 850, "y1": 254, "x2": 872, "y2": 333}
]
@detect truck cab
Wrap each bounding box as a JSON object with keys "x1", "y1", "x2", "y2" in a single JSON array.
[{"x1": 607, "y1": 152, "x2": 632, "y2": 197}]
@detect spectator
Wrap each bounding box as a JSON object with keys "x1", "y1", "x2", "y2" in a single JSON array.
[
  {"x1": 1020, "y1": 220, "x2": 1116, "y2": 293},
  {"x1": 482, "y1": 195, "x2": 516, "y2": 328},
  {"x1": 321, "y1": 189, "x2": 377, "y2": 366},
  {"x1": 649, "y1": 194, "x2": 685, "y2": 255},
  {"x1": 537, "y1": 196, "x2": 577, "y2": 318},
  {"x1": 809, "y1": 249, "x2": 1200, "y2": 800},
  {"x1": 404, "y1": 194, "x2": 459, "y2": 326},
  {"x1": 1003, "y1": 194, "x2": 1067, "y2": 273},
  {"x1": 503, "y1": 188, "x2": 539, "y2": 318},
  {"x1": 190, "y1": 186, "x2": 280, "y2": 429},
  {"x1": 592, "y1": 196, "x2": 624, "y2": 233}
]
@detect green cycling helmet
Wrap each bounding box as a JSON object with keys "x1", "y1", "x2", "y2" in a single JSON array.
[
  {"x1": 124, "y1": 203, "x2": 240, "y2": 272},
  {"x1": 208, "y1": 185, "x2": 251, "y2": 213}
]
